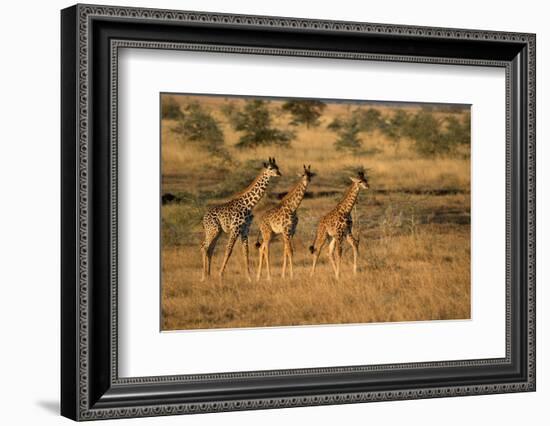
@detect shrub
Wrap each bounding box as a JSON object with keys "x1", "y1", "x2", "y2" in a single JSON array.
[
  {"x1": 405, "y1": 111, "x2": 444, "y2": 156},
  {"x1": 354, "y1": 108, "x2": 383, "y2": 133},
  {"x1": 221, "y1": 100, "x2": 240, "y2": 126},
  {"x1": 405, "y1": 110, "x2": 470, "y2": 157},
  {"x1": 380, "y1": 109, "x2": 410, "y2": 143},
  {"x1": 330, "y1": 106, "x2": 471, "y2": 157},
  {"x1": 161, "y1": 96, "x2": 183, "y2": 120},
  {"x1": 161, "y1": 195, "x2": 205, "y2": 246},
  {"x1": 327, "y1": 117, "x2": 344, "y2": 131},
  {"x1": 231, "y1": 100, "x2": 295, "y2": 149},
  {"x1": 281, "y1": 100, "x2": 326, "y2": 128},
  {"x1": 174, "y1": 102, "x2": 230, "y2": 160},
  {"x1": 331, "y1": 116, "x2": 362, "y2": 151},
  {"x1": 443, "y1": 113, "x2": 470, "y2": 147}
]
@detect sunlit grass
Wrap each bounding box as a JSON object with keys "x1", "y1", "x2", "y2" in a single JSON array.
[{"x1": 160, "y1": 94, "x2": 471, "y2": 330}]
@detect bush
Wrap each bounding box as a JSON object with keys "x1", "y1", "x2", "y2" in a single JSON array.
[
  {"x1": 161, "y1": 195, "x2": 205, "y2": 246},
  {"x1": 161, "y1": 96, "x2": 183, "y2": 120},
  {"x1": 221, "y1": 100, "x2": 240, "y2": 126},
  {"x1": 442, "y1": 113, "x2": 470, "y2": 147},
  {"x1": 354, "y1": 108, "x2": 383, "y2": 133},
  {"x1": 174, "y1": 102, "x2": 230, "y2": 160},
  {"x1": 330, "y1": 106, "x2": 471, "y2": 157},
  {"x1": 405, "y1": 110, "x2": 470, "y2": 157},
  {"x1": 231, "y1": 100, "x2": 295, "y2": 149},
  {"x1": 331, "y1": 116, "x2": 362, "y2": 151},
  {"x1": 327, "y1": 117, "x2": 344, "y2": 132},
  {"x1": 281, "y1": 100, "x2": 326, "y2": 128},
  {"x1": 405, "y1": 111, "x2": 444, "y2": 156},
  {"x1": 380, "y1": 109, "x2": 410, "y2": 143}
]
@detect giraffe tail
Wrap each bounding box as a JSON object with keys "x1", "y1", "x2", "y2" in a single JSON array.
[{"x1": 255, "y1": 231, "x2": 262, "y2": 249}]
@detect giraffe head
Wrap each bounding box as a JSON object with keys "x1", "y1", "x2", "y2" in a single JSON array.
[
  {"x1": 263, "y1": 157, "x2": 282, "y2": 177},
  {"x1": 350, "y1": 170, "x2": 369, "y2": 189},
  {"x1": 300, "y1": 164, "x2": 316, "y2": 183}
]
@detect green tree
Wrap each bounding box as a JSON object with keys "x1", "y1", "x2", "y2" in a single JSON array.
[
  {"x1": 380, "y1": 109, "x2": 410, "y2": 143},
  {"x1": 327, "y1": 117, "x2": 344, "y2": 132},
  {"x1": 161, "y1": 96, "x2": 183, "y2": 120},
  {"x1": 354, "y1": 108, "x2": 383, "y2": 133},
  {"x1": 220, "y1": 100, "x2": 239, "y2": 126},
  {"x1": 405, "y1": 111, "x2": 444, "y2": 156},
  {"x1": 281, "y1": 100, "x2": 326, "y2": 128},
  {"x1": 443, "y1": 113, "x2": 470, "y2": 147},
  {"x1": 175, "y1": 102, "x2": 229, "y2": 160},
  {"x1": 331, "y1": 116, "x2": 362, "y2": 151},
  {"x1": 232, "y1": 100, "x2": 295, "y2": 149}
]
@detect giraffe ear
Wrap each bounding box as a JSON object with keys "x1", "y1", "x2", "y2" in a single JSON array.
[
  {"x1": 350, "y1": 176, "x2": 360, "y2": 183},
  {"x1": 263, "y1": 162, "x2": 268, "y2": 168}
]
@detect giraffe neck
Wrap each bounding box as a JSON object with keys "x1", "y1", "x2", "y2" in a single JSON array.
[
  {"x1": 280, "y1": 177, "x2": 309, "y2": 213},
  {"x1": 234, "y1": 170, "x2": 272, "y2": 209},
  {"x1": 336, "y1": 182, "x2": 361, "y2": 214}
]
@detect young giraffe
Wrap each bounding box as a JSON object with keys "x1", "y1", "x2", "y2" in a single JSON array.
[
  {"x1": 309, "y1": 171, "x2": 369, "y2": 279},
  {"x1": 200, "y1": 158, "x2": 281, "y2": 282},
  {"x1": 255, "y1": 165, "x2": 316, "y2": 280}
]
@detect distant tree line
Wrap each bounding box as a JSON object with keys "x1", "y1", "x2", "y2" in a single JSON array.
[
  {"x1": 163, "y1": 96, "x2": 470, "y2": 157},
  {"x1": 328, "y1": 107, "x2": 470, "y2": 156}
]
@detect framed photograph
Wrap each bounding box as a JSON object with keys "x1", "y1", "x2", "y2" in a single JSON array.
[{"x1": 61, "y1": 4, "x2": 536, "y2": 421}]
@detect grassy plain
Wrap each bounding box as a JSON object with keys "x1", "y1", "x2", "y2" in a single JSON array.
[{"x1": 160, "y1": 95, "x2": 471, "y2": 330}]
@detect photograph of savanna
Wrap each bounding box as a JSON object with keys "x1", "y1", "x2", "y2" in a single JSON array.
[{"x1": 161, "y1": 93, "x2": 471, "y2": 331}]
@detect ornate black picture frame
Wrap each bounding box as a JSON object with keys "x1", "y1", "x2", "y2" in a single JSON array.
[{"x1": 61, "y1": 4, "x2": 536, "y2": 421}]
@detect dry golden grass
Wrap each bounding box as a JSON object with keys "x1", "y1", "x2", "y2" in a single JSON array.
[
  {"x1": 162, "y1": 224, "x2": 470, "y2": 330},
  {"x1": 160, "y1": 94, "x2": 471, "y2": 330}
]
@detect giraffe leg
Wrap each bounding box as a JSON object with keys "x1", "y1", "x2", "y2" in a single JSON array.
[
  {"x1": 256, "y1": 243, "x2": 264, "y2": 281},
  {"x1": 310, "y1": 234, "x2": 327, "y2": 277},
  {"x1": 206, "y1": 233, "x2": 220, "y2": 278},
  {"x1": 346, "y1": 233, "x2": 359, "y2": 275},
  {"x1": 334, "y1": 238, "x2": 343, "y2": 280},
  {"x1": 239, "y1": 232, "x2": 252, "y2": 282},
  {"x1": 200, "y1": 226, "x2": 220, "y2": 281},
  {"x1": 265, "y1": 241, "x2": 272, "y2": 281},
  {"x1": 219, "y1": 230, "x2": 238, "y2": 279},
  {"x1": 282, "y1": 234, "x2": 294, "y2": 279},
  {"x1": 328, "y1": 238, "x2": 338, "y2": 277},
  {"x1": 281, "y1": 239, "x2": 287, "y2": 279},
  {"x1": 256, "y1": 229, "x2": 272, "y2": 281}
]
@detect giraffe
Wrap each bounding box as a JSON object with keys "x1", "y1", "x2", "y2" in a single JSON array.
[
  {"x1": 200, "y1": 158, "x2": 281, "y2": 282},
  {"x1": 309, "y1": 171, "x2": 369, "y2": 279},
  {"x1": 255, "y1": 165, "x2": 316, "y2": 280}
]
